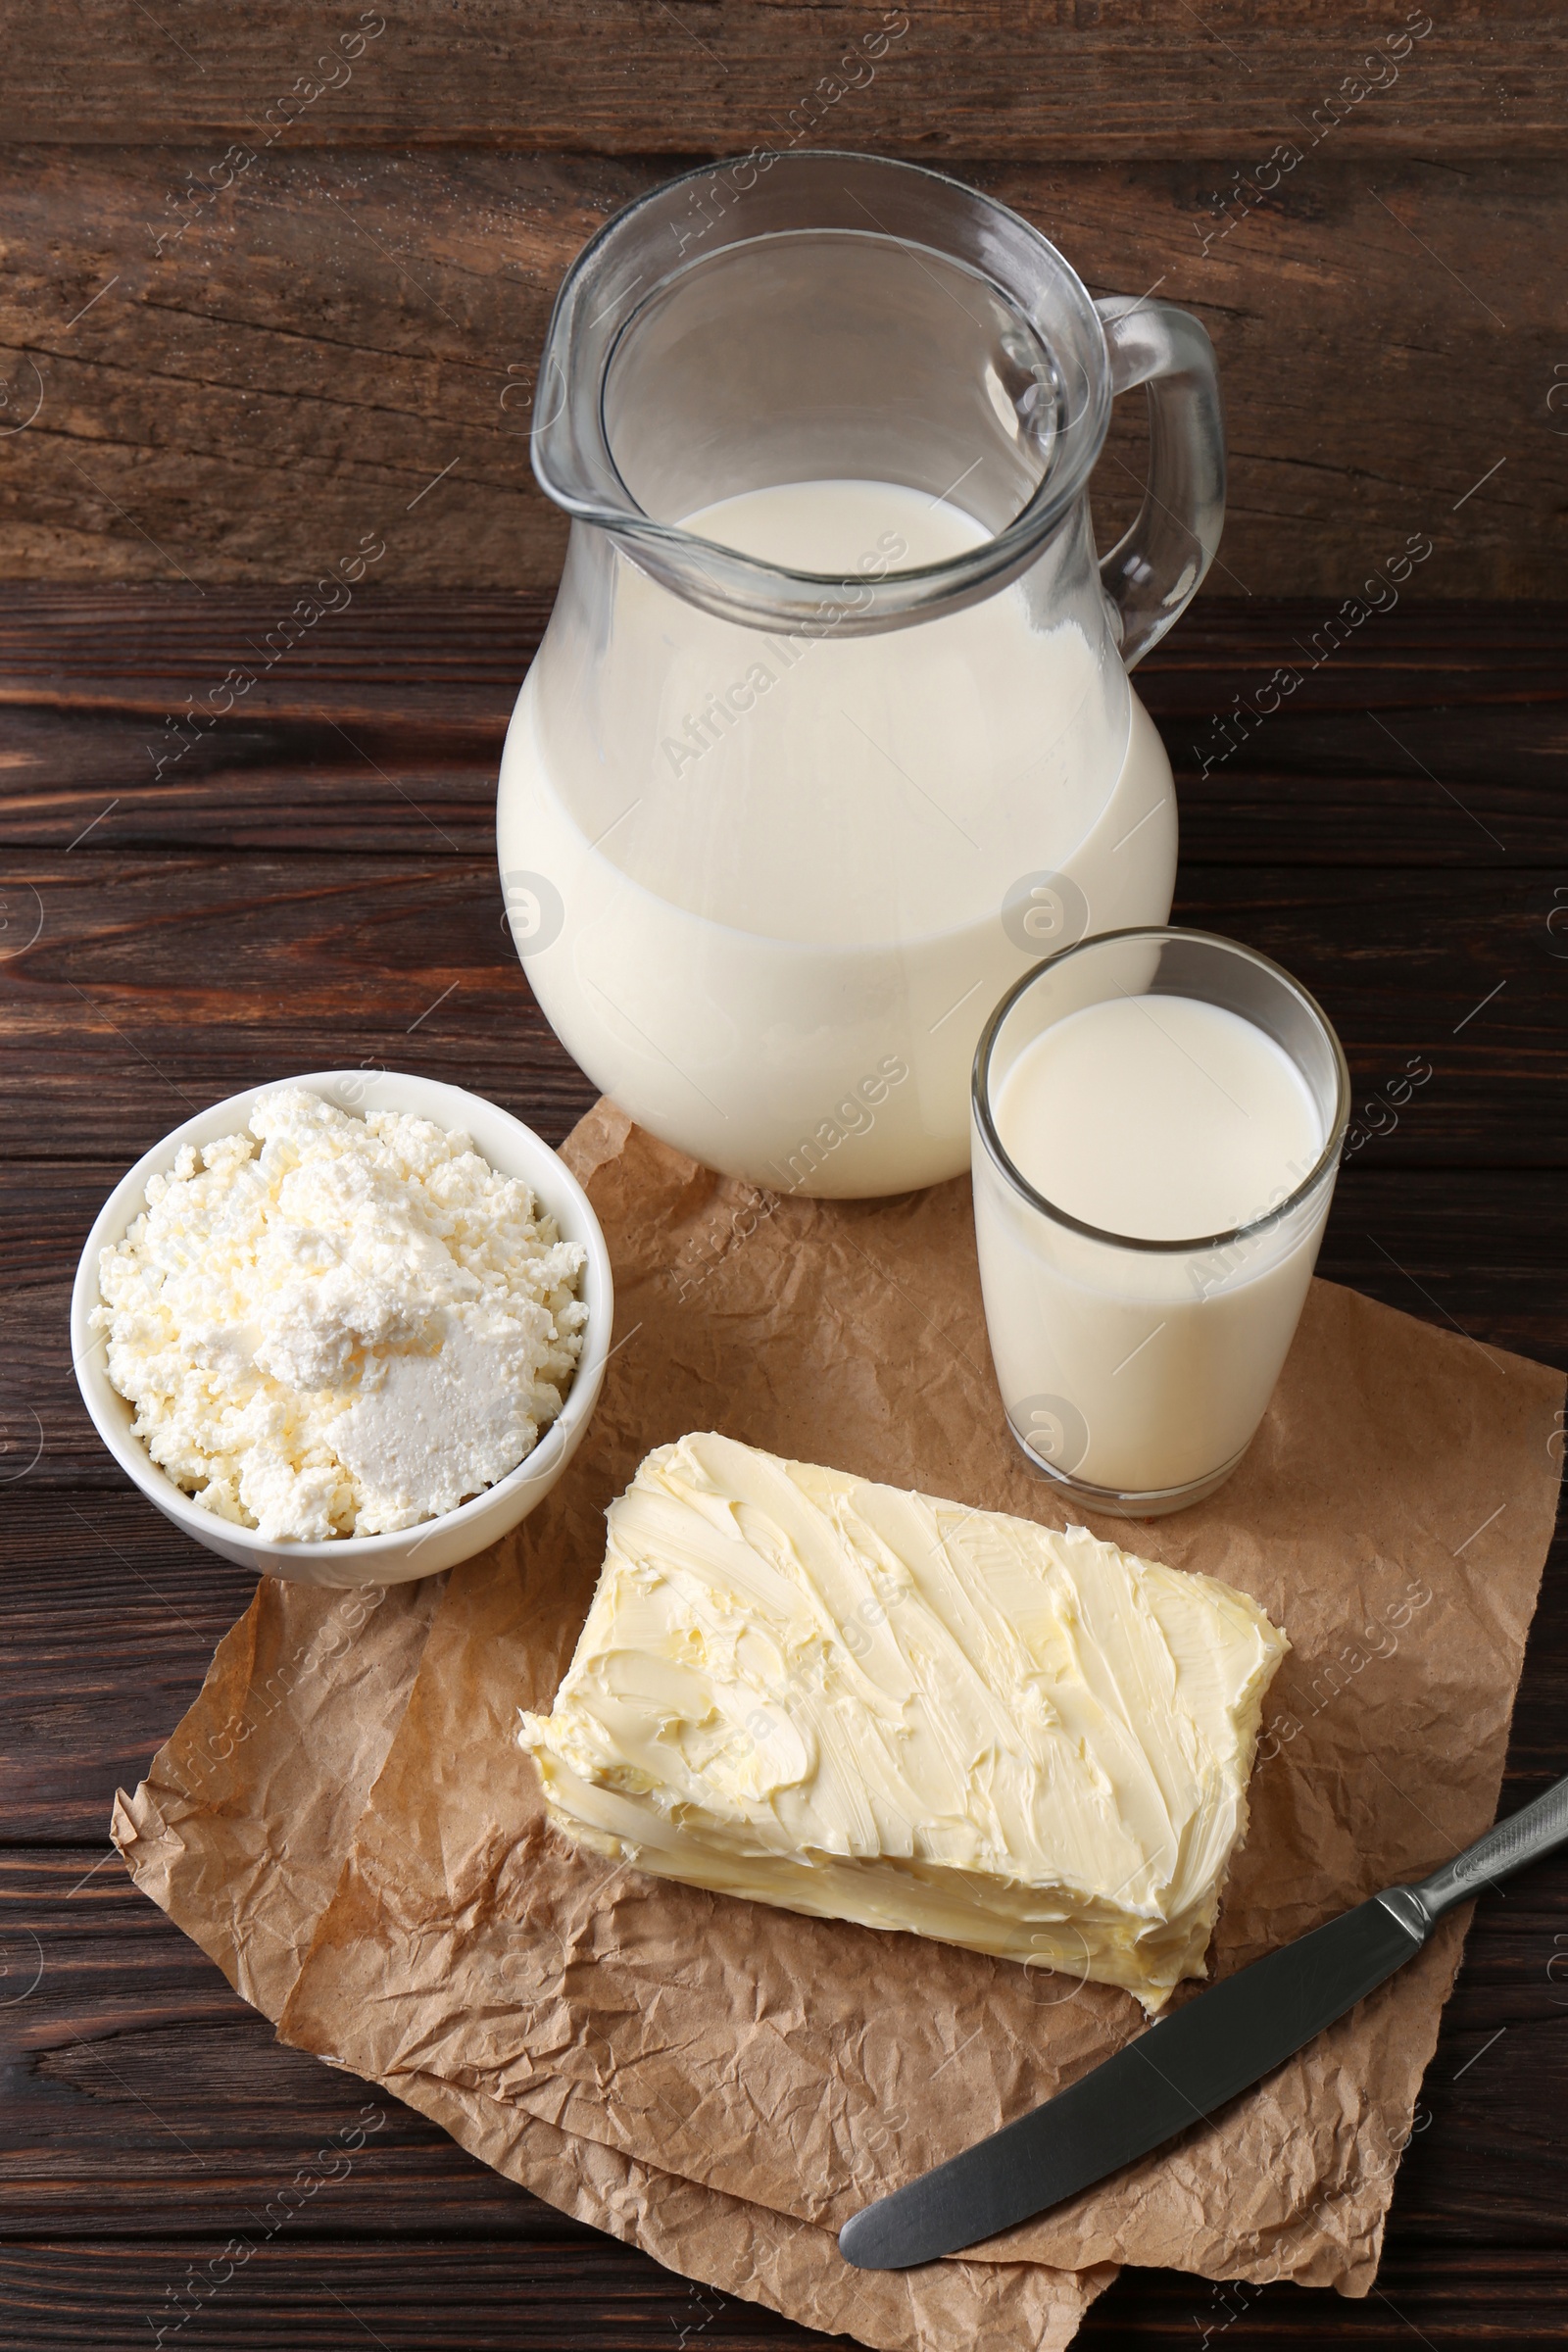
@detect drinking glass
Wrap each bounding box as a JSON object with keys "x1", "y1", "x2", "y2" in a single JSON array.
[{"x1": 970, "y1": 928, "x2": 1349, "y2": 1517}]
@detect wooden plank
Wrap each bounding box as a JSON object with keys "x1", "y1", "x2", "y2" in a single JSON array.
[
  {"x1": 0, "y1": 594, "x2": 1563, "y2": 734},
  {"x1": 0, "y1": 150, "x2": 1563, "y2": 595},
  {"x1": 0, "y1": 1853, "x2": 569, "y2": 2235},
  {"x1": 2, "y1": 2241, "x2": 1566, "y2": 2351},
  {"x1": 2, "y1": 1846, "x2": 1566, "y2": 2234},
  {"x1": 1, "y1": 1847, "x2": 1565, "y2": 2352},
  {"x1": 6, "y1": 696, "x2": 1561, "y2": 869},
  {"x1": 2, "y1": 2237, "x2": 1565, "y2": 2350},
  {"x1": 0, "y1": 707, "x2": 509, "y2": 857},
  {"x1": 0, "y1": 2, "x2": 1564, "y2": 158},
  {"x1": 1, "y1": 596, "x2": 1566, "y2": 867},
  {"x1": 1, "y1": 849, "x2": 1561, "y2": 1162},
  {"x1": 1080, "y1": 2253, "x2": 1568, "y2": 2345},
  {"x1": 0, "y1": 598, "x2": 554, "y2": 731},
  {"x1": 0, "y1": 1492, "x2": 258, "y2": 1835},
  {"x1": 0, "y1": 2235, "x2": 846, "y2": 2349},
  {"x1": 0, "y1": 854, "x2": 596, "y2": 1163}
]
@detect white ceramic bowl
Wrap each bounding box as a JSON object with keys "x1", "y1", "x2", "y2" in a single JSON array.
[{"x1": 71, "y1": 1070, "x2": 613, "y2": 1588}]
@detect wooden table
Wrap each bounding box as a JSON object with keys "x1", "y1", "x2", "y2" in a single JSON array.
[{"x1": 3, "y1": 591, "x2": 1564, "y2": 2347}]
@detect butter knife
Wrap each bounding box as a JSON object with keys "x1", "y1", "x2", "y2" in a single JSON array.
[{"x1": 839, "y1": 1770, "x2": 1568, "y2": 2269}]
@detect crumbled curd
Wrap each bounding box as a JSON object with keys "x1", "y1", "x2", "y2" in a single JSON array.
[{"x1": 94, "y1": 1087, "x2": 587, "y2": 1541}]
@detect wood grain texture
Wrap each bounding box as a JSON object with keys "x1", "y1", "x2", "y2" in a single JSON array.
[
  {"x1": 1, "y1": 593, "x2": 1564, "y2": 2348},
  {"x1": 0, "y1": 2245, "x2": 1564, "y2": 2350},
  {"x1": 0, "y1": 1847, "x2": 1561, "y2": 2233},
  {"x1": 0, "y1": 148, "x2": 1562, "y2": 595},
  {"x1": 2, "y1": 591, "x2": 1563, "y2": 738},
  {"x1": 0, "y1": 599, "x2": 1560, "y2": 1175},
  {"x1": 1, "y1": 1, "x2": 1564, "y2": 157},
  {"x1": 2, "y1": 1900, "x2": 1565, "y2": 2346},
  {"x1": 0, "y1": 859, "x2": 1556, "y2": 1161}
]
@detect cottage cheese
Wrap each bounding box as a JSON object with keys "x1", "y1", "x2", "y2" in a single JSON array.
[{"x1": 93, "y1": 1087, "x2": 588, "y2": 1541}]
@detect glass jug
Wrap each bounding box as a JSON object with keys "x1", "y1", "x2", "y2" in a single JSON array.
[{"x1": 499, "y1": 152, "x2": 1224, "y2": 1197}]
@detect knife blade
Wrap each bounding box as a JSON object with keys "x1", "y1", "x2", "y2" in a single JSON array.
[{"x1": 839, "y1": 1768, "x2": 1568, "y2": 2270}]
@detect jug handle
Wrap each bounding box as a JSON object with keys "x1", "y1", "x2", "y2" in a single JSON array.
[{"x1": 1092, "y1": 296, "x2": 1226, "y2": 671}]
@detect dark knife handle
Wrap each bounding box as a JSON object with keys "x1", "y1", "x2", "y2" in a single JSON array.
[{"x1": 1409, "y1": 1771, "x2": 1568, "y2": 1921}]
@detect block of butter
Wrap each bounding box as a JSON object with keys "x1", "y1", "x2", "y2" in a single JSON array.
[{"x1": 519, "y1": 1433, "x2": 1289, "y2": 2009}]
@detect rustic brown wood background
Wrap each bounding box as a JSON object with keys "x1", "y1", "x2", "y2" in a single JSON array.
[
  {"x1": 4, "y1": 591, "x2": 1567, "y2": 2349},
  {"x1": 2, "y1": 5, "x2": 1566, "y2": 2349},
  {"x1": 0, "y1": 1, "x2": 1565, "y2": 596}
]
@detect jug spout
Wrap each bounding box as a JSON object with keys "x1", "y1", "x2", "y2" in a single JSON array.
[{"x1": 530, "y1": 151, "x2": 1122, "y2": 637}]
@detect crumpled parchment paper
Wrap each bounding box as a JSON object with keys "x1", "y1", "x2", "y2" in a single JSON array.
[{"x1": 115, "y1": 1102, "x2": 1564, "y2": 2348}]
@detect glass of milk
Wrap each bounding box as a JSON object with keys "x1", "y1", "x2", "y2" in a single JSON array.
[
  {"x1": 502, "y1": 152, "x2": 1226, "y2": 1196},
  {"x1": 971, "y1": 929, "x2": 1349, "y2": 1517}
]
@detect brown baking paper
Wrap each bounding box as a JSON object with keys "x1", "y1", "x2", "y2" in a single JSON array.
[
  {"x1": 113, "y1": 1474, "x2": 1107, "y2": 2348},
  {"x1": 116, "y1": 1102, "x2": 1563, "y2": 2348}
]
